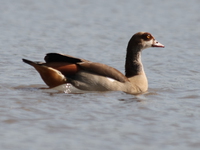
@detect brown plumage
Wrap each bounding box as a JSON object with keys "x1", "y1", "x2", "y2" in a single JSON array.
[{"x1": 22, "y1": 32, "x2": 164, "y2": 94}]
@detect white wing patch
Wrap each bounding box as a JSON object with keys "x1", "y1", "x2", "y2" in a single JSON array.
[{"x1": 106, "y1": 77, "x2": 116, "y2": 82}]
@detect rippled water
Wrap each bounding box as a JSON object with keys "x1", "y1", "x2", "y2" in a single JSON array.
[{"x1": 1, "y1": 0, "x2": 200, "y2": 150}]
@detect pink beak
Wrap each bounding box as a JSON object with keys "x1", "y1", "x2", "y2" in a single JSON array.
[{"x1": 152, "y1": 40, "x2": 165, "y2": 48}]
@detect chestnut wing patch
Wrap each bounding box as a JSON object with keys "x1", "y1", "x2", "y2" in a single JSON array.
[{"x1": 45, "y1": 62, "x2": 80, "y2": 76}]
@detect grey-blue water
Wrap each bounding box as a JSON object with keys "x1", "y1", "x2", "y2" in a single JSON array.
[{"x1": 1, "y1": 0, "x2": 200, "y2": 150}]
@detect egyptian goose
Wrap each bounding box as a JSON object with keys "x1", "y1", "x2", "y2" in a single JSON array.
[{"x1": 22, "y1": 32, "x2": 164, "y2": 94}]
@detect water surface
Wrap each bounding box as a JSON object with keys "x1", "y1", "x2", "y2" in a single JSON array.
[{"x1": 1, "y1": 0, "x2": 200, "y2": 150}]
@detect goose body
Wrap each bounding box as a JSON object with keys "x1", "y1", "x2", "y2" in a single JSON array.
[{"x1": 22, "y1": 32, "x2": 164, "y2": 94}]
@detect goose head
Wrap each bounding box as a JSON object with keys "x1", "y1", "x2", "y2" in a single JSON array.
[{"x1": 127, "y1": 32, "x2": 164, "y2": 51}]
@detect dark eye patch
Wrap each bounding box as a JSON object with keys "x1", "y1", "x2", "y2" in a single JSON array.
[{"x1": 141, "y1": 33, "x2": 153, "y2": 41}]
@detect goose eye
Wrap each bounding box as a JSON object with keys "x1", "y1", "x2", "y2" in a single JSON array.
[
  {"x1": 147, "y1": 35, "x2": 150, "y2": 39},
  {"x1": 142, "y1": 33, "x2": 152, "y2": 40}
]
